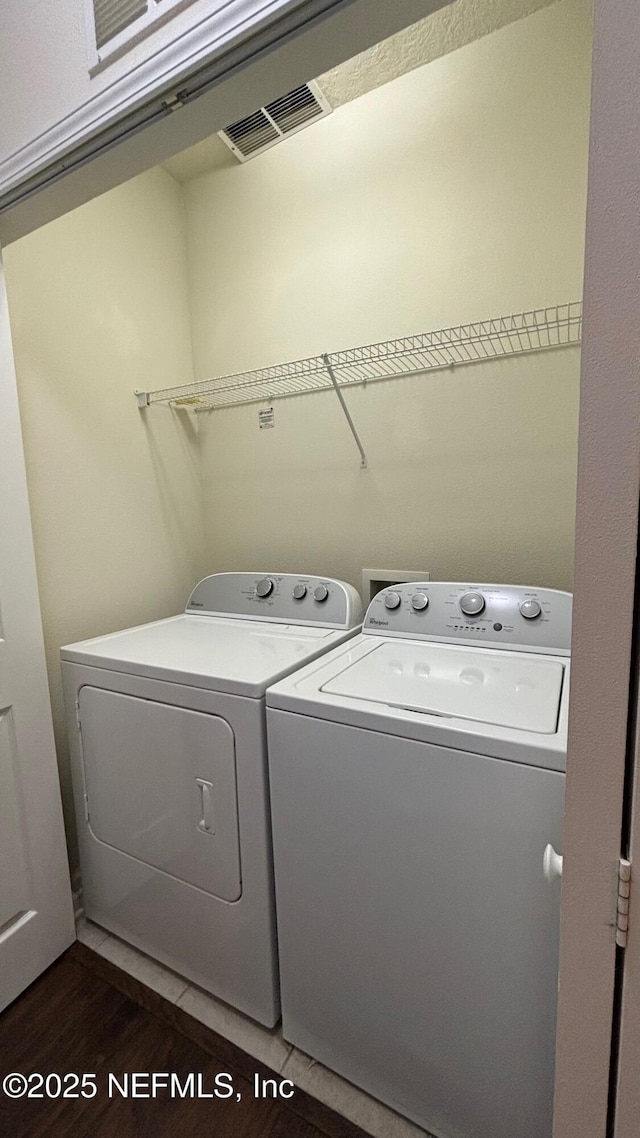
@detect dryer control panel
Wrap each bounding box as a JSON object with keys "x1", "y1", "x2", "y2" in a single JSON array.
[
  {"x1": 186, "y1": 573, "x2": 363, "y2": 629},
  {"x1": 363, "y1": 583, "x2": 572, "y2": 656}
]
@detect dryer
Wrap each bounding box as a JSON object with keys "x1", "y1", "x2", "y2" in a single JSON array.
[
  {"x1": 266, "y1": 581, "x2": 571, "y2": 1137},
  {"x1": 62, "y1": 572, "x2": 362, "y2": 1026}
]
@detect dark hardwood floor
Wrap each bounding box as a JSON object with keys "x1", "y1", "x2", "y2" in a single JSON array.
[{"x1": 0, "y1": 944, "x2": 367, "y2": 1138}]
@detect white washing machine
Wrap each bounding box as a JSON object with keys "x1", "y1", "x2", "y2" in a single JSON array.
[
  {"x1": 266, "y1": 581, "x2": 571, "y2": 1137},
  {"x1": 62, "y1": 572, "x2": 362, "y2": 1027}
]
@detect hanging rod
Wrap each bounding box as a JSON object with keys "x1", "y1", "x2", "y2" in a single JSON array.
[{"x1": 135, "y1": 301, "x2": 582, "y2": 414}]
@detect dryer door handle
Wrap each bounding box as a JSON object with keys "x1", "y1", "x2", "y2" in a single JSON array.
[
  {"x1": 543, "y1": 843, "x2": 563, "y2": 882},
  {"x1": 196, "y1": 778, "x2": 215, "y2": 834}
]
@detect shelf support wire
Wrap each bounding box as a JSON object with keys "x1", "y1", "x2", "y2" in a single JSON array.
[{"x1": 322, "y1": 353, "x2": 367, "y2": 469}]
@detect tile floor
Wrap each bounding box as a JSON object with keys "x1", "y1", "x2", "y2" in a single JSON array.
[{"x1": 76, "y1": 918, "x2": 433, "y2": 1138}]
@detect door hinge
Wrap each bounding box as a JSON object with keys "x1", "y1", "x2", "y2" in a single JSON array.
[{"x1": 616, "y1": 858, "x2": 632, "y2": 947}]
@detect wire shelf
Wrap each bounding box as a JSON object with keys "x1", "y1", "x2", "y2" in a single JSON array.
[{"x1": 137, "y1": 301, "x2": 582, "y2": 413}]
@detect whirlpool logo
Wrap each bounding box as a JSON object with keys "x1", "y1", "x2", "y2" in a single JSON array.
[{"x1": 369, "y1": 618, "x2": 389, "y2": 627}]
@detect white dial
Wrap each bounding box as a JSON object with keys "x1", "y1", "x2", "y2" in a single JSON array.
[
  {"x1": 384, "y1": 591, "x2": 402, "y2": 610},
  {"x1": 314, "y1": 584, "x2": 329, "y2": 602},
  {"x1": 411, "y1": 593, "x2": 429, "y2": 611},
  {"x1": 460, "y1": 591, "x2": 485, "y2": 616},
  {"x1": 292, "y1": 584, "x2": 307, "y2": 600},
  {"x1": 520, "y1": 598, "x2": 542, "y2": 620},
  {"x1": 256, "y1": 577, "x2": 274, "y2": 598}
]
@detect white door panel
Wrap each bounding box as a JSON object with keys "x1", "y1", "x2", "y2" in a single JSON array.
[
  {"x1": 0, "y1": 252, "x2": 74, "y2": 1011},
  {"x1": 0, "y1": 712, "x2": 33, "y2": 931},
  {"x1": 79, "y1": 687, "x2": 242, "y2": 901}
]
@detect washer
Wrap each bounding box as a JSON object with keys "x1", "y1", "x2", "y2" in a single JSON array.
[
  {"x1": 62, "y1": 572, "x2": 362, "y2": 1027},
  {"x1": 267, "y1": 581, "x2": 571, "y2": 1137}
]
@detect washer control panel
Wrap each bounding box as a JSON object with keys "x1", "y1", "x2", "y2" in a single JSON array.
[
  {"x1": 186, "y1": 573, "x2": 363, "y2": 628},
  {"x1": 363, "y1": 582, "x2": 572, "y2": 655}
]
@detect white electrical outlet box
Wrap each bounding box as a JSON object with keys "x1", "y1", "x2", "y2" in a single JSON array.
[{"x1": 361, "y1": 568, "x2": 430, "y2": 604}]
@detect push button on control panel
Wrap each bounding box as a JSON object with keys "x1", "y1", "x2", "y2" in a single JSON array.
[{"x1": 256, "y1": 577, "x2": 274, "y2": 598}]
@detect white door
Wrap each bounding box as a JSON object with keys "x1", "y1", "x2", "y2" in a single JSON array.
[{"x1": 0, "y1": 251, "x2": 74, "y2": 1011}]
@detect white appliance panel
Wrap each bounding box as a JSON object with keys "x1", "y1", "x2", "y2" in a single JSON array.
[
  {"x1": 362, "y1": 582, "x2": 572, "y2": 655},
  {"x1": 80, "y1": 687, "x2": 241, "y2": 902},
  {"x1": 267, "y1": 634, "x2": 569, "y2": 772},
  {"x1": 63, "y1": 572, "x2": 363, "y2": 1027},
  {"x1": 186, "y1": 571, "x2": 362, "y2": 628},
  {"x1": 268, "y1": 710, "x2": 564, "y2": 1138},
  {"x1": 63, "y1": 614, "x2": 340, "y2": 696},
  {"x1": 321, "y1": 640, "x2": 565, "y2": 733},
  {"x1": 65, "y1": 665, "x2": 279, "y2": 1024}
]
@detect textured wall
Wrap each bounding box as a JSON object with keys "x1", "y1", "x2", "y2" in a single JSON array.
[
  {"x1": 162, "y1": 0, "x2": 560, "y2": 184},
  {"x1": 184, "y1": 0, "x2": 591, "y2": 594},
  {"x1": 319, "y1": 0, "x2": 558, "y2": 108},
  {"x1": 3, "y1": 167, "x2": 206, "y2": 871}
]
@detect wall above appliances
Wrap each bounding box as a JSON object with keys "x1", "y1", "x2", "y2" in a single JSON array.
[{"x1": 135, "y1": 300, "x2": 582, "y2": 468}]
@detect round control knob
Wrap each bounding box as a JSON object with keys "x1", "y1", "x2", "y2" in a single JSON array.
[
  {"x1": 384, "y1": 591, "x2": 402, "y2": 610},
  {"x1": 313, "y1": 584, "x2": 329, "y2": 603},
  {"x1": 292, "y1": 584, "x2": 307, "y2": 600},
  {"x1": 460, "y1": 591, "x2": 485, "y2": 617},
  {"x1": 411, "y1": 592, "x2": 429, "y2": 612},
  {"x1": 256, "y1": 577, "x2": 274, "y2": 598},
  {"x1": 520, "y1": 598, "x2": 542, "y2": 620}
]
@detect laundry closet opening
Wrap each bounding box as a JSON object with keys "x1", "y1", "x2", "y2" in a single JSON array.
[{"x1": 2, "y1": 0, "x2": 590, "y2": 901}]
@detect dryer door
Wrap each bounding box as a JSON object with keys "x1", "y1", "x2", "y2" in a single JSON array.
[{"x1": 79, "y1": 687, "x2": 241, "y2": 901}]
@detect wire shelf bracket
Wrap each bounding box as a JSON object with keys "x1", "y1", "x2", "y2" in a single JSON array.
[
  {"x1": 135, "y1": 301, "x2": 582, "y2": 468},
  {"x1": 322, "y1": 353, "x2": 367, "y2": 468}
]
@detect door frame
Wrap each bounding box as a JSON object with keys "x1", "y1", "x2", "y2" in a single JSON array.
[{"x1": 552, "y1": 1, "x2": 640, "y2": 1134}]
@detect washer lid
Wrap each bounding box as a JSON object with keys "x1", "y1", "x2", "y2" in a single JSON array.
[{"x1": 320, "y1": 642, "x2": 565, "y2": 734}]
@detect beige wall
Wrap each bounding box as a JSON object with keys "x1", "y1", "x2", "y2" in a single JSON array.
[
  {"x1": 3, "y1": 167, "x2": 206, "y2": 871},
  {"x1": 185, "y1": 0, "x2": 590, "y2": 592},
  {"x1": 1, "y1": 0, "x2": 591, "y2": 871}
]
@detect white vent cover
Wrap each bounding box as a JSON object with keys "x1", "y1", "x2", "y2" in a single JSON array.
[
  {"x1": 218, "y1": 81, "x2": 332, "y2": 162},
  {"x1": 93, "y1": 0, "x2": 147, "y2": 48}
]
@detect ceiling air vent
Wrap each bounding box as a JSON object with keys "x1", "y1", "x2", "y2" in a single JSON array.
[
  {"x1": 93, "y1": 0, "x2": 147, "y2": 49},
  {"x1": 218, "y1": 81, "x2": 332, "y2": 162}
]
